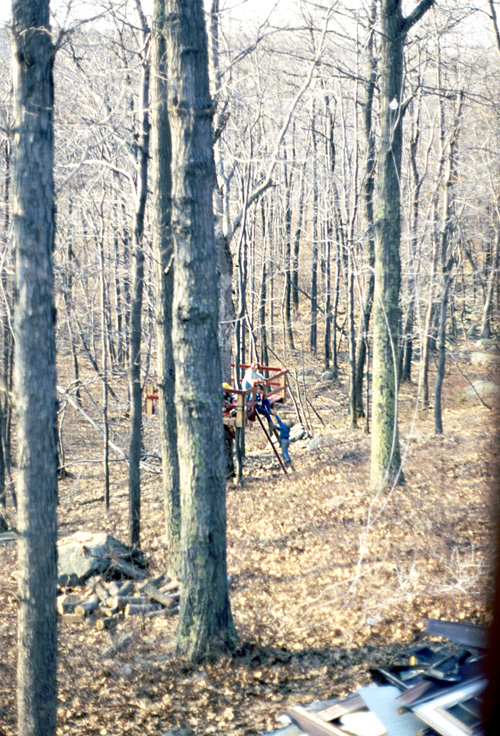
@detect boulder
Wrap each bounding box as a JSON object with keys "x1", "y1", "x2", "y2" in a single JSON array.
[
  {"x1": 289, "y1": 424, "x2": 309, "y2": 442},
  {"x1": 462, "y1": 381, "x2": 500, "y2": 401},
  {"x1": 470, "y1": 351, "x2": 500, "y2": 367},
  {"x1": 321, "y1": 369, "x2": 338, "y2": 382},
  {"x1": 307, "y1": 435, "x2": 336, "y2": 452},
  {"x1": 57, "y1": 531, "x2": 147, "y2": 587},
  {"x1": 474, "y1": 336, "x2": 500, "y2": 348}
]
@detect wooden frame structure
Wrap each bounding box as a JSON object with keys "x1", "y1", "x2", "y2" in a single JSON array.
[
  {"x1": 222, "y1": 364, "x2": 288, "y2": 429},
  {"x1": 144, "y1": 364, "x2": 288, "y2": 428}
]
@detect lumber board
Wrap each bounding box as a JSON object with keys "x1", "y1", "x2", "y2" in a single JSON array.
[{"x1": 287, "y1": 706, "x2": 356, "y2": 736}]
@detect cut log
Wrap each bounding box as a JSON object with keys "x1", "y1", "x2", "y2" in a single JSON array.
[
  {"x1": 163, "y1": 605, "x2": 179, "y2": 617},
  {"x1": 107, "y1": 581, "x2": 121, "y2": 597},
  {"x1": 109, "y1": 559, "x2": 146, "y2": 580},
  {"x1": 150, "y1": 573, "x2": 166, "y2": 587},
  {"x1": 108, "y1": 595, "x2": 144, "y2": 610},
  {"x1": 104, "y1": 606, "x2": 119, "y2": 617},
  {"x1": 57, "y1": 594, "x2": 83, "y2": 616},
  {"x1": 124, "y1": 603, "x2": 161, "y2": 616},
  {"x1": 118, "y1": 580, "x2": 134, "y2": 597},
  {"x1": 96, "y1": 617, "x2": 117, "y2": 631},
  {"x1": 161, "y1": 579, "x2": 181, "y2": 592},
  {"x1": 137, "y1": 573, "x2": 167, "y2": 593},
  {"x1": 141, "y1": 582, "x2": 178, "y2": 609},
  {"x1": 94, "y1": 581, "x2": 109, "y2": 605},
  {"x1": 59, "y1": 613, "x2": 85, "y2": 625},
  {"x1": 74, "y1": 596, "x2": 99, "y2": 617}
]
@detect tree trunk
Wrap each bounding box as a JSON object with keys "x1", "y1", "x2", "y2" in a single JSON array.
[
  {"x1": 150, "y1": 0, "x2": 181, "y2": 576},
  {"x1": 128, "y1": 11, "x2": 150, "y2": 549},
  {"x1": 370, "y1": 0, "x2": 435, "y2": 490},
  {"x1": 283, "y1": 149, "x2": 294, "y2": 350},
  {"x1": 292, "y1": 158, "x2": 307, "y2": 313},
  {"x1": 370, "y1": 3, "x2": 405, "y2": 490},
  {"x1": 165, "y1": 0, "x2": 237, "y2": 662},
  {"x1": 99, "y1": 218, "x2": 110, "y2": 508},
  {"x1": 12, "y1": 2, "x2": 58, "y2": 733},
  {"x1": 434, "y1": 91, "x2": 463, "y2": 434},
  {"x1": 480, "y1": 227, "x2": 499, "y2": 340},
  {"x1": 310, "y1": 101, "x2": 318, "y2": 355},
  {"x1": 258, "y1": 199, "x2": 269, "y2": 366},
  {"x1": 354, "y1": 2, "x2": 376, "y2": 415}
]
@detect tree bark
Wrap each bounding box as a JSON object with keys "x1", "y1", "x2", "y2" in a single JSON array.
[
  {"x1": 370, "y1": 0, "x2": 434, "y2": 490},
  {"x1": 128, "y1": 7, "x2": 150, "y2": 549},
  {"x1": 150, "y1": 0, "x2": 181, "y2": 576},
  {"x1": 11, "y1": 1, "x2": 58, "y2": 733},
  {"x1": 434, "y1": 91, "x2": 463, "y2": 434},
  {"x1": 310, "y1": 100, "x2": 318, "y2": 354},
  {"x1": 354, "y1": 1, "x2": 377, "y2": 415},
  {"x1": 165, "y1": 0, "x2": 237, "y2": 662}
]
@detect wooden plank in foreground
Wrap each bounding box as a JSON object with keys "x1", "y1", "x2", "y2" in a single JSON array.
[{"x1": 286, "y1": 706, "x2": 356, "y2": 736}]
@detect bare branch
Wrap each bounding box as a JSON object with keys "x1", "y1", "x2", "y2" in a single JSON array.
[{"x1": 402, "y1": 0, "x2": 435, "y2": 34}]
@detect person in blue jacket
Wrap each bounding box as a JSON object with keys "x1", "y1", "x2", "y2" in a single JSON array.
[
  {"x1": 274, "y1": 413, "x2": 292, "y2": 465},
  {"x1": 243, "y1": 362, "x2": 273, "y2": 426}
]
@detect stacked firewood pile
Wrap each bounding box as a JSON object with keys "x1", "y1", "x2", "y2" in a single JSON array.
[{"x1": 56, "y1": 573, "x2": 180, "y2": 629}]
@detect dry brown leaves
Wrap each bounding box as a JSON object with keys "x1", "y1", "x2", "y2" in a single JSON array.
[{"x1": 0, "y1": 350, "x2": 497, "y2": 736}]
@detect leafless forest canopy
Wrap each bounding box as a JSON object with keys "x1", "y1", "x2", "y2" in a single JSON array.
[
  {"x1": 0, "y1": 1, "x2": 498, "y2": 393},
  {"x1": 0, "y1": 2, "x2": 499, "y2": 735}
]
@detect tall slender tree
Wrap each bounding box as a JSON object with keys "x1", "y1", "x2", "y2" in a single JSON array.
[
  {"x1": 11, "y1": 0, "x2": 58, "y2": 733},
  {"x1": 370, "y1": 0, "x2": 434, "y2": 491},
  {"x1": 128, "y1": 1, "x2": 151, "y2": 548},
  {"x1": 165, "y1": 0, "x2": 237, "y2": 662},
  {"x1": 150, "y1": 0, "x2": 181, "y2": 576}
]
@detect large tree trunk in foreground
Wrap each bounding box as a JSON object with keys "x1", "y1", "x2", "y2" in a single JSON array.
[
  {"x1": 12, "y1": 1, "x2": 58, "y2": 733},
  {"x1": 165, "y1": 0, "x2": 237, "y2": 662}
]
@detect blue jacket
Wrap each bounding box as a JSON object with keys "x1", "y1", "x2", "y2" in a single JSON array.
[{"x1": 275, "y1": 415, "x2": 290, "y2": 440}]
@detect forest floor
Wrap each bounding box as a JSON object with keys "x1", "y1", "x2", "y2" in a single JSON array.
[{"x1": 0, "y1": 339, "x2": 498, "y2": 736}]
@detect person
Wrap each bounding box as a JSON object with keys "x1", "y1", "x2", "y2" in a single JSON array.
[
  {"x1": 242, "y1": 362, "x2": 273, "y2": 423},
  {"x1": 274, "y1": 413, "x2": 292, "y2": 465},
  {"x1": 242, "y1": 362, "x2": 265, "y2": 392},
  {"x1": 222, "y1": 382, "x2": 236, "y2": 416}
]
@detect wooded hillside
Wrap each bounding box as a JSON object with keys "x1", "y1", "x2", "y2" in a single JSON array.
[{"x1": 0, "y1": 1, "x2": 498, "y2": 734}]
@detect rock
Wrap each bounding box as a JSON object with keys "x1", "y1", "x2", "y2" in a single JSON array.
[
  {"x1": 306, "y1": 435, "x2": 336, "y2": 451},
  {"x1": 462, "y1": 381, "x2": 500, "y2": 400},
  {"x1": 289, "y1": 424, "x2": 308, "y2": 442},
  {"x1": 57, "y1": 532, "x2": 147, "y2": 586},
  {"x1": 321, "y1": 369, "x2": 338, "y2": 381},
  {"x1": 114, "y1": 664, "x2": 134, "y2": 679},
  {"x1": 475, "y1": 337, "x2": 500, "y2": 349},
  {"x1": 470, "y1": 351, "x2": 500, "y2": 367}
]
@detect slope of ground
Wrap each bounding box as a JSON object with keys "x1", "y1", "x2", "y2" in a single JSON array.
[{"x1": 0, "y1": 345, "x2": 498, "y2": 736}]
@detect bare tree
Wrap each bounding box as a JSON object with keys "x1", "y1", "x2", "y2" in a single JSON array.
[
  {"x1": 11, "y1": 0, "x2": 58, "y2": 733},
  {"x1": 165, "y1": 0, "x2": 237, "y2": 662},
  {"x1": 150, "y1": 0, "x2": 181, "y2": 576},
  {"x1": 370, "y1": 0, "x2": 435, "y2": 491},
  {"x1": 128, "y1": 0, "x2": 150, "y2": 548}
]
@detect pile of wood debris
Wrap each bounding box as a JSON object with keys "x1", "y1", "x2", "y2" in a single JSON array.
[
  {"x1": 55, "y1": 531, "x2": 181, "y2": 627},
  {"x1": 57, "y1": 573, "x2": 180, "y2": 628},
  {"x1": 266, "y1": 620, "x2": 488, "y2": 736}
]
